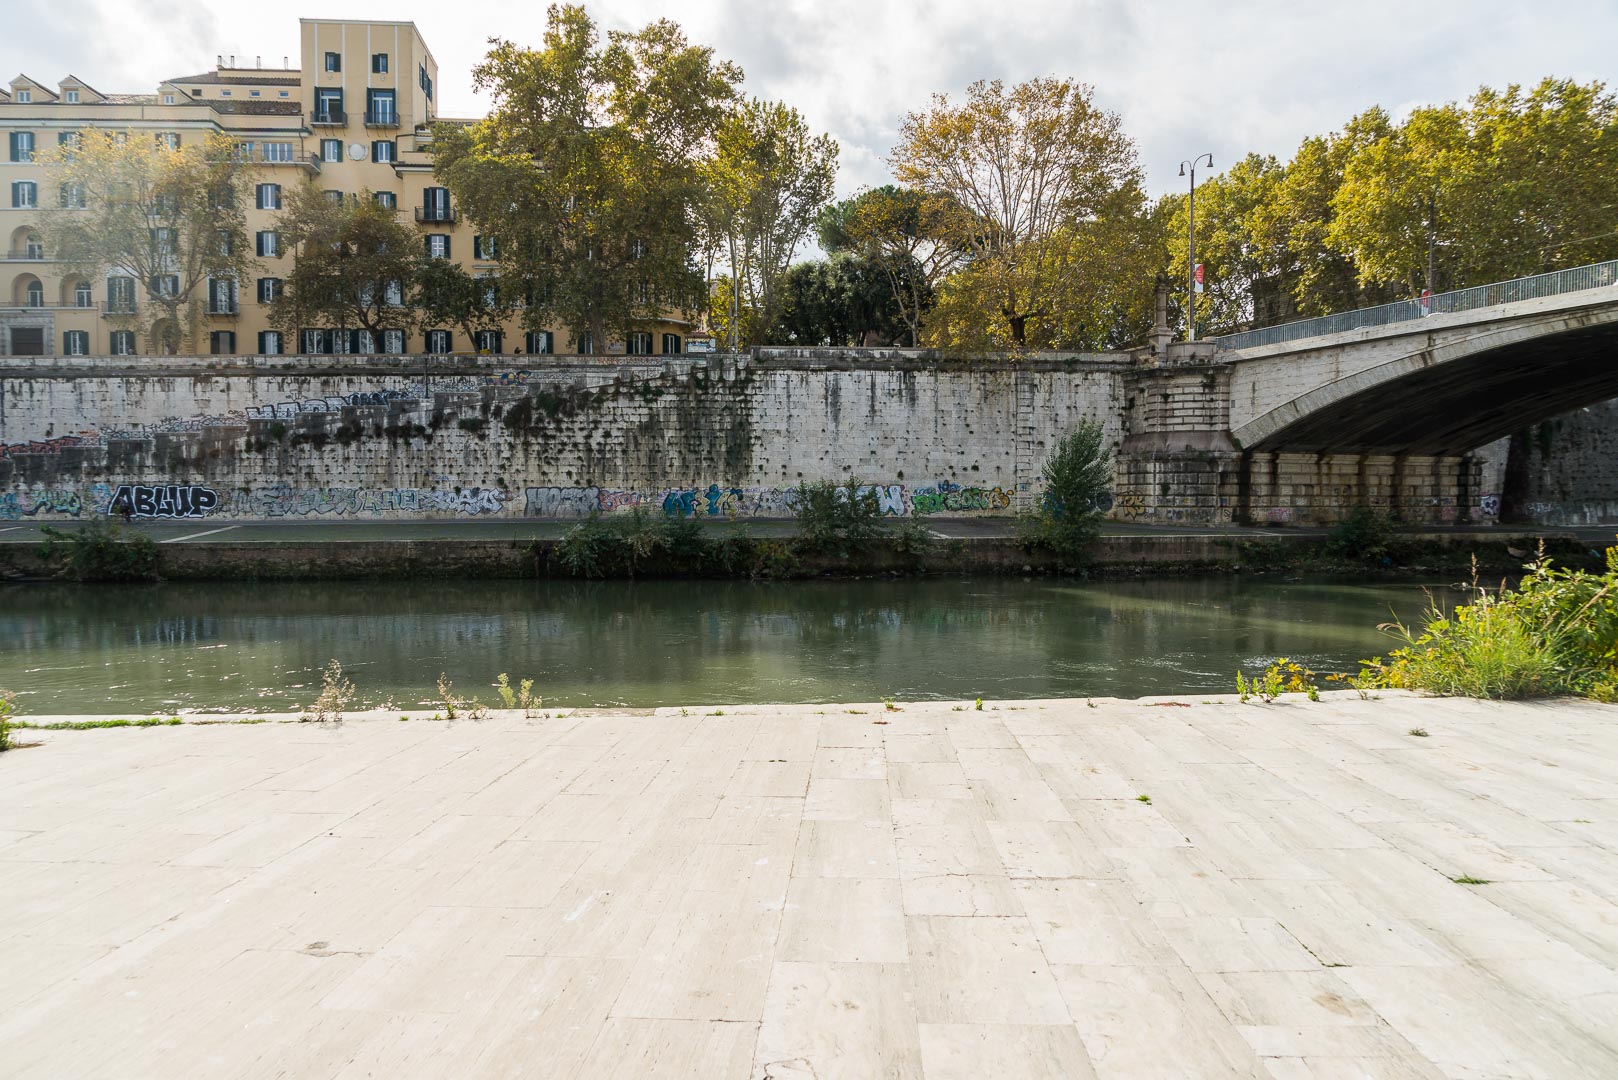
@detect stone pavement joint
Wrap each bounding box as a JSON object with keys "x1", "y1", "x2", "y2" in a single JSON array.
[{"x1": 2, "y1": 692, "x2": 1617, "y2": 1078}]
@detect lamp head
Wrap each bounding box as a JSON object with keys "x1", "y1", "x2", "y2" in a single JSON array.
[{"x1": 1178, "y1": 163, "x2": 1186, "y2": 177}]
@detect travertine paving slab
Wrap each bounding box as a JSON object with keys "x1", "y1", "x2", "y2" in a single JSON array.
[{"x1": 3, "y1": 693, "x2": 1618, "y2": 1078}]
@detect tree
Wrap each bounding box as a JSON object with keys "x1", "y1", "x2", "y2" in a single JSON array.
[
  {"x1": 432, "y1": 5, "x2": 740, "y2": 353},
  {"x1": 701, "y1": 97, "x2": 838, "y2": 348},
  {"x1": 1158, "y1": 154, "x2": 1290, "y2": 335},
  {"x1": 417, "y1": 259, "x2": 518, "y2": 349},
  {"x1": 270, "y1": 185, "x2": 422, "y2": 345},
  {"x1": 40, "y1": 129, "x2": 255, "y2": 353},
  {"x1": 771, "y1": 254, "x2": 906, "y2": 346},
  {"x1": 820, "y1": 186, "x2": 968, "y2": 345},
  {"x1": 891, "y1": 77, "x2": 1140, "y2": 348}
]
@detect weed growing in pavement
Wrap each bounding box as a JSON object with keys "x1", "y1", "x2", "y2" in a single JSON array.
[
  {"x1": 303, "y1": 660, "x2": 354, "y2": 724},
  {"x1": 1408, "y1": 727, "x2": 1430, "y2": 737},
  {"x1": 436, "y1": 673, "x2": 461, "y2": 719},
  {"x1": 1451, "y1": 875, "x2": 1492, "y2": 885},
  {"x1": 495, "y1": 674, "x2": 541, "y2": 718},
  {"x1": 1136, "y1": 794, "x2": 1152, "y2": 804}
]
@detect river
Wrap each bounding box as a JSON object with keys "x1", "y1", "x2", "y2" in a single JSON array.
[{"x1": 0, "y1": 576, "x2": 1442, "y2": 714}]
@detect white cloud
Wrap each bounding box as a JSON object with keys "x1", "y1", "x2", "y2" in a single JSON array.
[{"x1": 5, "y1": 0, "x2": 1616, "y2": 204}]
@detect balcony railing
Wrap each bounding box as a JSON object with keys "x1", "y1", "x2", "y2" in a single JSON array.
[
  {"x1": 310, "y1": 108, "x2": 347, "y2": 127},
  {"x1": 415, "y1": 206, "x2": 457, "y2": 224},
  {"x1": 207, "y1": 302, "x2": 239, "y2": 316},
  {"x1": 364, "y1": 110, "x2": 399, "y2": 128},
  {"x1": 101, "y1": 301, "x2": 137, "y2": 317}
]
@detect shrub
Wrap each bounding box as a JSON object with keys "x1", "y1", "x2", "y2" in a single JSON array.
[
  {"x1": 1356, "y1": 546, "x2": 1618, "y2": 699},
  {"x1": 1326, "y1": 507, "x2": 1395, "y2": 562},
  {"x1": 1019, "y1": 419, "x2": 1111, "y2": 566},
  {"x1": 0, "y1": 689, "x2": 14, "y2": 751},
  {"x1": 1236, "y1": 659, "x2": 1320, "y2": 703},
  {"x1": 552, "y1": 507, "x2": 712, "y2": 577},
  {"x1": 39, "y1": 518, "x2": 157, "y2": 582},
  {"x1": 793, "y1": 480, "x2": 891, "y2": 556}
]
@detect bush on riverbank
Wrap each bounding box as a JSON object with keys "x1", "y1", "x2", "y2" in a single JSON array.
[
  {"x1": 39, "y1": 518, "x2": 157, "y2": 582},
  {"x1": 1018, "y1": 419, "x2": 1110, "y2": 566},
  {"x1": 1356, "y1": 545, "x2": 1618, "y2": 700}
]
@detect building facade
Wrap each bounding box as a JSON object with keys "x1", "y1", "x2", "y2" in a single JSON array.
[{"x1": 0, "y1": 19, "x2": 694, "y2": 358}]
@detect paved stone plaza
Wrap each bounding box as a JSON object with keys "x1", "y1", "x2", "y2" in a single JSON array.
[{"x1": 3, "y1": 694, "x2": 1617, "y2": 1078}]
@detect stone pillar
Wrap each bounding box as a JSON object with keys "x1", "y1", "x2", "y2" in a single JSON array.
[{"x1": 1114, "y1": 346, "x2": 1238, "y2": 526}]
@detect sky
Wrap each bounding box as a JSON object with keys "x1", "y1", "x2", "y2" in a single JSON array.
[{"x1": 8, "y1": 0, "x2": 1618, "y2": 203}]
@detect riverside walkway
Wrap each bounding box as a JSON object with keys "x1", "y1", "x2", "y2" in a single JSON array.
[{"x1": 3, "y1": 694, "x2": 1617, "y2": 1077}]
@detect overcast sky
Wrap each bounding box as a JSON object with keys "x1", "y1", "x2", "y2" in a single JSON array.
[{"x1": 9, "y1": 0, "x2": 1617, "y2": 201}]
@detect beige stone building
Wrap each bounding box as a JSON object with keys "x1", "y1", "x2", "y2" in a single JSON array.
[{"x1": 0, "y1": 18, "x2": 696, "y2": 358}]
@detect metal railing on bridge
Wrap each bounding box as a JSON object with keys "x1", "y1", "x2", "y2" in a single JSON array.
[{"x1": 1213, "y1": 258, "x2": 1618, "y2": 352}]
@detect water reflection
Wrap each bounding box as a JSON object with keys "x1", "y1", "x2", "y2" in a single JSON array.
[{"x1": 0, "y1": 577, "x2": 1429, "y2": 714}]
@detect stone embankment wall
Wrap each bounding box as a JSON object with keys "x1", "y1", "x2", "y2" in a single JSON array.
[{"x1": 0, "y1": 353, "x2": 1126, "y2": 522}]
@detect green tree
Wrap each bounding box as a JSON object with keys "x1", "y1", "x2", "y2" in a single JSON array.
[
  {"x1": 772, "y1": 253, "x2": 907, "y2": 346},
  {"x1": 270, "y1": 185, "x2": 422, "y2": 343},
  {"x1": 891, "y1": 77, "x2": 1140, "y2": 348},
  {"x1": 40, "y1": 129, "x2": 256, "y2": 353},
  {"x1": 432, "y1": 4, "x2": 740, "y2": 353},
  {"x1": 417, "y1": 259, "x2": 517, "y2": 349},
  {"x1": 820, "y1": 186, "x2": 968, "y2": 346},
  {"x1": 701, "y1": 98, "x2": 839, "y2": 348}
]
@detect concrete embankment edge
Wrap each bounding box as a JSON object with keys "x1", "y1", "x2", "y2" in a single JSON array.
[{"x1": 0, "y1": 530, "x2": 1582, "y2": 581}]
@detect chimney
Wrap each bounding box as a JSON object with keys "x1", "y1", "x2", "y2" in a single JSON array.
[
  {"x1": 256, "y1": 56, "x2": 261, "y2": 69},
  {"x1": 283, "y1": 57, "x2": 289, "y2": 70},
  {"x1": 217, "y1": 55, "x2": 223, "y2": 67},
  {"x1": 229, "y1": 55, "x2": 235, "y2": 68}
]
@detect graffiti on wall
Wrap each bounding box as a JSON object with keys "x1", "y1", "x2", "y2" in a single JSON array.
[
  {"x1": 0, "y1": 434, "x2": 103, "y2": 459},
  {"x1": 109, "y1": 484, "x2": 222, "y2": 519},
  {"x1": 520, "y1": 481, "x2": 1021, "y2": 519},
  {"x1": 225, "y1": 485, "x2": 508, "y2": 517},
  {"x1": 909, "y1": 482, "x2": 1011, "y2": 515},
  {"x1": 0, "y1": 488, "x2": 85, "y2": 520},
  {"x1": 243, "y1": 390, "x2": 415, "y2": 421}
]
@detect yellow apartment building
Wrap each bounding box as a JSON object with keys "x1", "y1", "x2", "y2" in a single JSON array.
[{"x1": 0, "y1": 18, "x2": 697, "y2": 359}]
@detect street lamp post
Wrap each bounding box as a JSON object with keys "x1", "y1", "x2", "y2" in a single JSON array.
[{"x1": 1179, "y1": 153, "x2": 1213, "y2": 342}]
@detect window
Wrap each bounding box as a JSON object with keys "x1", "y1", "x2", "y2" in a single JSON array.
[
  {"x1": 162, "y1": 93, "x2": 175, "y2": 105},
  {"x1": 209, "y1": 330, "x2": 235, "y2": 354},
  {"x1": 60, "y1": 182, "x2": 85, "y2": 208},
  {"x1": 626, "y1": 331, "x2": 653, "y2": 356},
  {"x1": 256, "y1": 230, "x2": 280, "y2": 258},
  {"x1": 107, "y1": 276, "x2": 136, "y2": 313},
  {"x1": 109, "y1": 330, "x2": 136, "y2": 355},
  {"x1": 151, "y1": 273, "x2": 179, "y2": 298},
  {"x1": 320, "y1": 139, "x2": 341, "y2": 162},
  {"x1": 64, "y1": 90, "x2": 79, "y2": 104},
  {"x1": 419, "y1": 64, "x2": 433, "y2": 100},
  {"x1": 216, "y1": 230, "x2": 234, "y2": 256},
  {"x1": 300, "y1": 329, "x2": 330, "y2": 354},
  {"x1": 350, "y1": 329, "x2": 375, "y2": 354},
  {"x1": 207, "y1": 278, "x2": 236, "y2": 313},
  {"x1": 473, "y1": 235, "x2": 497, "y2": 260},
  {"x1": 381, "y1": 329, "x2": 405, "y2": 354},
  {"x1": 63, "y1": 330, "x2": 89, "y2": 355},
  {"x1": 9, "y1": 132, "x2": 35, "y2": 162},
  {"x1": 383, "y1": 279, "x2": 403, "y2": 307},
  {"x1": 324, "y1": 51, "x2": 341, "y2": 72},
  {"x1": 25, "y1": 280, "x2": 44, "y2": 307},
  {"x1": 425, "y1": 234, "x2": 450, "y2": 259},
  {"x1": 250, "y1": 90, "x2": 260, "y2": 98},
  {"x1": 525, "y1": 331, "x2": 553, "y2": 355},
  {"x1": 58, "y1": 130, "x2": 78, "y2": 146},
  {"x1": 373, "y1": 191, "x2": 397, "y2": 209},
  {"x1": 24, "y1": 234, "x2": 43, "y2": 259},
  {"x1": 371, "y1": 139, "x2": 394, "y2": 163},
  {"x1": 475, "y1": 330, "x2": 503, "y2": 354},
  {"x1": 662, "y1": 333, "x2": 682, "y2": 355},
  {"x1": 15, "y1": 90, "x2": 30, "y2": 103},
  {"x1": 257, "y1": 330, "x2": 282, "y2": 354},
  {"x1": 633, "y1": 280, "x2": 651, "y2": 304},
  {"x1": 576, "y1": 331, "x2": 593, "y2": 356},
  {"x1": 257, "y1": 277, "x2": 282, "y2": 304},
  {"x1": 323, "y1": 189, "x2": 344, "y2": 204},
  {"x1": 279, "y1": 90, "x2": 289, "y2": 98},
  {"x1": 366, "y1": 89, "x2": 396, "y2": 125},
  {"x1": 329, "y1": 329, "x2": 352, "y2": 355},
  {"x1": 314, "y1": 88, "x2": 343, "y2": 124},
  {"x1": 372, "y1": 53, "x2": 389, "y2": 74},
  {"x1": 156, "y1": 132, "x2": 180, "y2": 150},
  {"x1": 220, "y1": 90, "x2": 231, "y2": 98},
  {"x1": 150, "y1": 228, "x2": 177, "y2": 255},
  {"x1": 255, "y1": 182, "x2": 281, "y2": 210},
  {"x1": 74, "y1": 281, "x2": 92, "y2": 308},
  {"x1": 262, "y1": 141, "x2": 292, "y2": 162},
  {"x1": 421, "y1": 186, "x2": 451, "y2": 222},
  {"x1": 12, "y1": 181, "x2": 37, "y2": 208},
  {"x1": 424, "y1": 329, "x2": 451, "y2": 354}
]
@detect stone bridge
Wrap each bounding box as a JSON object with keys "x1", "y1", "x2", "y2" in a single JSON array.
[{"x1": 1116, "y1": 261, "x2": 1618, "y2": 526}]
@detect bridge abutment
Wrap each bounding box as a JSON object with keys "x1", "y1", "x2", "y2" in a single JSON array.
[{"x1": 1236, "y1": 451, "x2": 1485, "y2": 526}]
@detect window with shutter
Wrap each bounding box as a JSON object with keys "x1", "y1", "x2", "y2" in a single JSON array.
[{"x1": 259, "y1": 330, "x2": 282, "y2": 355}]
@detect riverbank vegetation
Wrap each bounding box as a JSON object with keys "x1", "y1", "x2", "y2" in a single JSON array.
[
  {"x1": 38, "y1": 518, "x2": 157, "y2": 582},
  {"x1": 1018, "y1": 420, "x2": 1111, "y2": 566},
  {"x1": 1356, "y1": 546, "x2": 1618, "y2": 700}
]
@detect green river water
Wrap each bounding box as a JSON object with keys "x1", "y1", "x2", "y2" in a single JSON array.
[{"x1": 0, "y1": 576, "x2": 1439, "y2": 714}]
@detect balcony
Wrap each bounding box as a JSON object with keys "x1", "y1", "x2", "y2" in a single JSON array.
[
  {"x1": 415, "y1": 206, "x2": 457, "y2": 224},
  {"x1": 310, "y1": 108, "x2": 347, "y2": 127},
  {"x1": 3, "y1": 250, "x2": 50, "y2": 263},
  {"x1": 364, "y1": 110, "x2": 399, "y2": 129},
  {"x1": 206, "y1": 302, "x2": 239, "y2": 317},
  {"x1": 101, "y1": 301, "x2": 137, "y2": 317}
]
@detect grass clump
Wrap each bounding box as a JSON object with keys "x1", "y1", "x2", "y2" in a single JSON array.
[
  {"x1": 39, "y1": 518, "x2": 158, "y2": 582},
  {"x1": 1451, "y1": 875, "x2": 1492, "y2": 885},
  {"x1": 1356, "y1": 545, "x2": 1618, "y2": 700},
  {"x1": 18, "y1": 716, "x2": 183, "y2": 730},
  {"x1": 1018, "y1": 419, "x2": 1110, "y2": 568},
  {"x1": 303, "y1": 659, "x2": 354, "y2": 723}
]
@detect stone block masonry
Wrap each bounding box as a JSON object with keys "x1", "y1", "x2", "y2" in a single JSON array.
[{"x1": 0, "y1": 353, "x2": 1127, "y2": 522}]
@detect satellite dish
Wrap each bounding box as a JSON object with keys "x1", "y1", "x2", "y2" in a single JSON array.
[{"x1": 348, "y1": 143, "x2": 366, "y2": 161}]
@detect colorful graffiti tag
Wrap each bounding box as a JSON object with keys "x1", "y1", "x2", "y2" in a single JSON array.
[
  {"x1": 908, "y1": 483, "x2": 1012, "y2": 515},
  {"x1": 0, "y1": 488, "x2": 85, "y2": 520},
  {"x1": 109, "y1": 484, "x2": 222, "y2": 519},
  {"x1": 226, "y1": 486, "x2": 508, "y2": 517}
]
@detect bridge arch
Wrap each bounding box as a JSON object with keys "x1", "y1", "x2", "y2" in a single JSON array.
[{"x1": 1231, "y1": 305, "x2": 1618, "y2": 455}]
